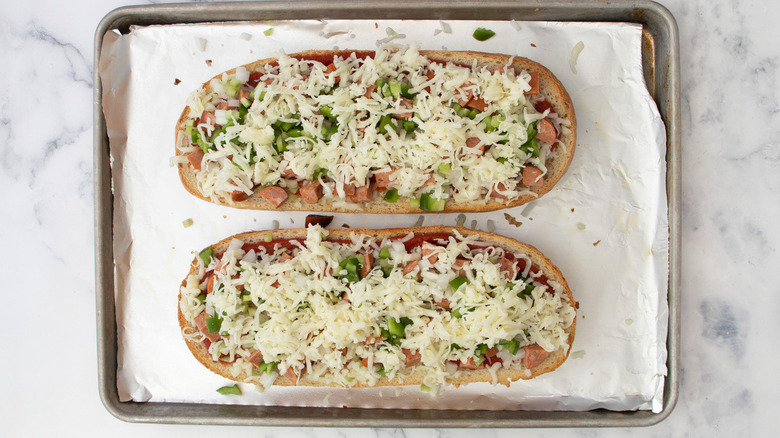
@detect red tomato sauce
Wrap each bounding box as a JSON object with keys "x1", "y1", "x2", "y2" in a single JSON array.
[
  {"x1": 392, "y1": 232, "x2": 453, "y2": 252},
  {"x1": 241, "y1": 238, "x2": 304, "y2": 254},
  {"x1": 291, "y1": 50, "x2": 376, "y2": 65}
]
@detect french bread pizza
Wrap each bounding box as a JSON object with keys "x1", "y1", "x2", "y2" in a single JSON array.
[
  {"x1": 174, "y1": 45, "x2": 576, "y2": 212},
  {"x1": 178, "y1": 225, "x2": 577, "y2": 389}
]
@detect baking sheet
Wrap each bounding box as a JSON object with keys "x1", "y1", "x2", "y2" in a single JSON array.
[{"x1": 99, "y1": 19, "x2": 668, "y2": 412}]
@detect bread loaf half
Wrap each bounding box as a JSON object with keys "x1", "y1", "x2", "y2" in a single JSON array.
[
  {"x1": 175, "y1": 46, "x2": 576, "y2": 213},
  {"x1": 178, "y1": 225, "x2": 577, "y2": 389}
]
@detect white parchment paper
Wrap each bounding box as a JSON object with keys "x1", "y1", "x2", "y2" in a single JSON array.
[{"x1": 99, "y1": 19, "x2": 668, "y2": 412}]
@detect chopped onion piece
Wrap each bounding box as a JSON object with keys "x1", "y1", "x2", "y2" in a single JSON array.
[{"x1": 235, "y1": 67, "x2": 249, "y2": 84}]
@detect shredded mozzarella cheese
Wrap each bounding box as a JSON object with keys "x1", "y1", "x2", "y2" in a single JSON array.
[
  {"x1": 178, "y1": 45, "x2": 563, "y2": 206},
  {"x1": 180, "y1": 226, "x2": 575, "y2": 387}
]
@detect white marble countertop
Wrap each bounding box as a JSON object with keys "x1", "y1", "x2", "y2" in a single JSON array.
[{"x1": 2, "y1": 0, "x2": 778, "y2": 435}]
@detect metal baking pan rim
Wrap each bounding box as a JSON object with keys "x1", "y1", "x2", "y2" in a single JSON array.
[{"x1": 93, "y1": 0, "x2": 680, "y2": 427}]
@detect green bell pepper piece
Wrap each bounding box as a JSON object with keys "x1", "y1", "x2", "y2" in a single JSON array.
[
  {"x1": 499, "y1": 338, "x2": 520, "y2": 355},
  {"x1": 320, "y1": 105, "x2": 336, "y2": 120},
  {"x1": 388, "y1": 81, "x2": 402, "y2": 98},
  {"x1": 312, "y1": 167, "x2": 329, "y2": 180},
  {"x1": 520, "y1": 138, "x2": 539, "y2": 158},
  {"x1": 383, "y1": 189, "x2": 399, "y2": 203},
  {"x1": 198, "y1": 247, "x2": 214, "y2": 265},
  {"x1": 387, "y1": 318, "x2": 405, "y2": 338},
  {"x1": 400, "y1": 83, "x2": 416, "y2": 99},
  {"x1": 216, "y1": 384, "x2": 242, "y2": 395},
  {"x1": 473, "y1": 27, "x2": 496, "y2": 41},
  {"x1": 419, "y1": 193, "x2": 446, "y2": 211},
  {"x1": 205, "y1": 315, "x2": 222, "y2": 333},
  {"x1": 378, "y1": 114, "x2": 395, "y2": 134},
  {"x1": 449, "y1": 275, "x2": 469, "y2": 290}
]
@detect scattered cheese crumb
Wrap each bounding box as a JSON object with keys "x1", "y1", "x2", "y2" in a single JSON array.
[
  {"x1": 322, "y1": 31, "x2": 349, "y2": 39},
  {"x1": 570, "y1": 41, "x2": 585, "y2": 74}
]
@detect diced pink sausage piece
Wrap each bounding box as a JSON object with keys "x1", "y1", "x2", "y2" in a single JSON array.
[
  {"x1": 280, "y1": 163, "x2": 298, "y2": 179},
  {"x1": 466, "y1": 97, "x2": 487, "y2": 112},
  {"x1": 194, "y1": 312, "x2": 220, "y2": 342},
  {"x1": 231, "y1": 190, "x2": 250, "y2": 202},
  {"x1": 246, "y1": 350, "x2": 264, "y2": 366},
  {"x1": 489, "y1": 181, "x2": 509, "y2": 199},
  {"x1": 363, "y1": 84, "x2": 377, "y2": 98},
  {"x1": 466, "y1": 137, "x2": 485, "y2": 155},
  {"x1": 536, "y1": 118, "x2": 557, "y2": 145},
  {"x1": 435, "y1": 298, "x2": 451, "y2": 311},
  {"x1": 421, "y1": 242, "x2": 439, "y2": 264},
  {"x1": 523, "y1": 343, "x2": 550, "y2": 369},
  {"x1": 499, "y1": 257, "x2": 519, "y2": 280},
  {"x1": 403, "y1": 349, "x2": 422, "y2": 367},
  {"x1": 373, "y1": 167, "x2": 395, "y2": 189},
  {"x1": 283, "y1": 368, "x2": 300, "y2": 385},
  {"x1": 458, "y1": 357, "x2": 480, "y2": 370},
  {"x1": 452, "y1": 258, "x2": 470, "y2": 276},
  {"x1": 299, "y1": 180, "x2": 323, "y2": 204},
  {"x1": 365, "y1": 334, "x2": 386, "y2": 345},
  {"x1": 347, "y1": 183, "x2": 372, "y2": 202},
  {"x1": 525, "y1": 72, "x2": 539, "y2": 94},
  {"x1": 402, "y1": 260, "x2": 420, "y2": 277},
  {"x1": 187, "y1": 148, "x2": 204, "y2": 170},
  {"x1": 360, "y1": 253, "x2": 373, "y2": 278},
  {"x1": 258, "y1": 186, "x2": 288, "y2": 208},
  {"x1": 199, "y1": 111, "x2": 216, "y2": 126},
  {"x1": 522, "y1": 166, "x2": 545, "y2": 187}
]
